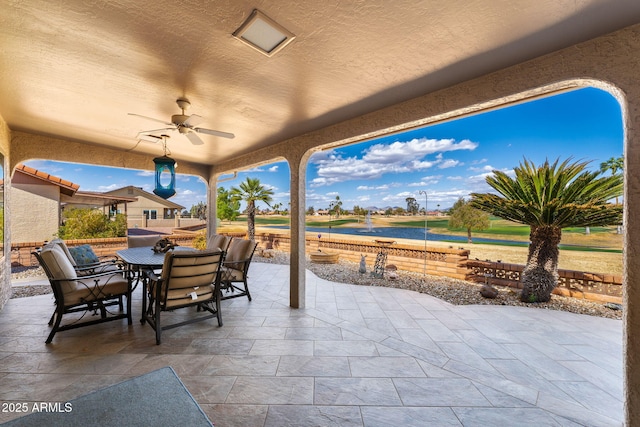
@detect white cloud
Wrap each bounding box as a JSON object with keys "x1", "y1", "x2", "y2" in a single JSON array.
[
  {"x1": 357, "y1": 184, "x2": 390, "y2": 191},
  {"x1": 407, "y1": 175, "x2": 441, "y2": 187},
  {"x1": 137, "y1": 170, "x2": 154, "y2": 177},
  {"x1": 468, "y1": 164, "x2": 495, "y2": 172},
  {"x1": 96, "y1": 183, "x2": 120, "y2": 191},
  {"x1": 438, "y1": 159, "x2": 460, "y2": 169},
  {"x1": 311, "y1": 137, "x2": 478, "y2": 187},
  {"x1": 268, "y1": 165, "x2": 279, "y2": 172},
  {"x1": 447, "y1": 175, "x2": 463, "y2": 180}
]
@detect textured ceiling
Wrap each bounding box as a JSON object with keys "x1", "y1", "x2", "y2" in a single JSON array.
[{"x1": 2, "y1": 0, "x2": 640, "y2": 166}]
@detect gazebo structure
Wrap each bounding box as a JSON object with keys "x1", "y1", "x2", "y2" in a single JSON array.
[{"x1": 1, "y1": 1, "x2": 640, "y2": 423}]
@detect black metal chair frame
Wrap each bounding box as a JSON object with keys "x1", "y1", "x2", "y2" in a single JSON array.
[
  {"x1": 142, "y1": 249, "x2": 225, "y2": 345},
  {"x1": 33, "y1": 249, "x2": 133, "y2": 344},
  {"x1": 220, "y1": 240, "x2": 257, "y2": 301}
]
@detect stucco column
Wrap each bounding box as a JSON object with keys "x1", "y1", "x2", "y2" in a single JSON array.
[
  {"x1": 207, "y1": 174, "x2": 218, "y2": 248},
  {"x1": 624, "y1": 89, "x2": 640, "y2": 425},
  {"x1": 287, "y1": 151, "x2": 312, "y2": 309}
]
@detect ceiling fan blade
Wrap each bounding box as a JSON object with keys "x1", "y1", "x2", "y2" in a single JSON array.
[
  {"x1": 137, "y1": 133, "x2": 163, "y2": 143},
  {"x1": 128, "y1": 113, "x2": 173, "y2": 126},
  {"x1": 185, "y1": 131, "x2": 205, "y2": 145},
  {"x1": 194, "y1": 127, "x2": 235, "y2": 139},
  {"x1": 183, "y1": 114, "x2": 203, "y2": 127},
  {"x1": 139, "y1": 127, "x2": 175, "y2": 135}
]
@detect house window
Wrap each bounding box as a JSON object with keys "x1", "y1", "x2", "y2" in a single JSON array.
[
  {"x1": 143, "y1": 210, "x2": 149, "y2": 219},
  {"x1": 150, "y1": 210, "x2": 157, "y2": 220}
]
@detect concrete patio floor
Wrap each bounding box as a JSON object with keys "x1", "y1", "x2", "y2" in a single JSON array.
[{"x1": 0, "y1": 262, "x2": 623, "y2": 426}]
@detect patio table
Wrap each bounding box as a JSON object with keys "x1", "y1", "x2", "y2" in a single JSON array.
[{"x1": 116, "y1": 246, "x2": 193, "y2": 324}]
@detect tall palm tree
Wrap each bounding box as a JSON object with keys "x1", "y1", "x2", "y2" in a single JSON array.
[
  {"x1": 230, "y1": 177, "x2": 274, "y2": 240},
  {"x1": 471, "y1": 158, "x2": 622, "y2": 303},
  {"x1": 599, "y1": 155, "x2": 623, "y2": 176},
  {"x1": 600, "y1": 155, "x2": 624, "y2": 205}
]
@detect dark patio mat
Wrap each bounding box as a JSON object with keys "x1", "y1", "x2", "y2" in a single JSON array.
[{"x1": 2, "y1": 367, "x2": 213, "y2": 427}]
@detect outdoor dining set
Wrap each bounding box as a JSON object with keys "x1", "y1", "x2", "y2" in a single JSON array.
[{"x1": 32, "y1": 235, "x2": 258, "y2": 345}]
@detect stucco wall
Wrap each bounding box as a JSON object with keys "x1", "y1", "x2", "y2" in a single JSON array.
[
  {"x1": 11, "y1": 178, "x2": 60, "y2": 243},
  {"x1": 0, "y1": 116, "x2": 9, "y2": 310}
]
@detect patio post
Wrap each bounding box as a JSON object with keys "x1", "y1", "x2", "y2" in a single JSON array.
[{"x1": 288, "y1": 150, "x2": 312, "y2": 309}]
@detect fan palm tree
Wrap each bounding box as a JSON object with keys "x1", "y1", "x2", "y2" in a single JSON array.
[
  {"x1": 599, "y1": 155, "x2": 624, "y2": 204},
  {"x1": 230, "y1": 177, "x2": 274, "y2": 240},
  {"x1": 470, "y1": 158, "x2": 622, "y2": 303}
]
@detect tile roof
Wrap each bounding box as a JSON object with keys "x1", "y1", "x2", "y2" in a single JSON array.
[{"x1": 15, "y1": 163, "x2": 80, "y2": 196}]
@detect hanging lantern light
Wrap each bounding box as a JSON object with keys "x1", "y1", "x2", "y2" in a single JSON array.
[{"x1": 153, "y1": 135, "x2": 176, "y2": 199}]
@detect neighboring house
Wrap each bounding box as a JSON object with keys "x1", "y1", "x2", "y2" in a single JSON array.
[
  {"x1": 103, "y1": 186, "x2": 185, "y2": 228},
  {"x1": 11, "y1": 164, "x2": 79, "y2": 243},
  {"x1": 62, "y1": 191, "x2": 137, "y2": 217}
]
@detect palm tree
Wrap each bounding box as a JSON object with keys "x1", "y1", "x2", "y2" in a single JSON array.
[
  {"x1": 230, "y1": 177, "x2": 274, "y2": 240},
  {"x1": 600, "y1": 155, "x2": 624, "y2": 205},
  {"x1": 471, "y1": 158, "x2": 622, "y2": 303},
  {"x1": 599, "y1": 155, "x2": 623, "y2": 176}
]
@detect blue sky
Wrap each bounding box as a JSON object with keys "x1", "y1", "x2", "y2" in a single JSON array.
[{"x1": 26, "y1": 87, "x2": 623, "y2": 212}]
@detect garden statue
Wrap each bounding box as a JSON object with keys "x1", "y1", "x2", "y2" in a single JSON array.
[{"x1": 359, "y1": 255, "x2": 367, "y2": 274}]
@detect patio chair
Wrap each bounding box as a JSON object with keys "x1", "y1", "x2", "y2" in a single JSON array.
[
  {"x1": 209, "y1": 234, "x2": 232, "y2": 252},
  {"x1": 143, "y1": 249, "x2": 225, "y2": 344},
  {"x1": 34, "y1": 243, "x2": 132, "y2": 344},
  {"x1": 220, "y1": 238, "x2": 258, "y2": 301},
  {"x1": 127, "y1": 234, "x2": 162, "y2": 248},
  {"x1": 49, "y1": 238, "x2": 120, "y2": 276}
]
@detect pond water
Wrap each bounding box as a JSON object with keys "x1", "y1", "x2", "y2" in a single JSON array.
[{"x1": 264, "y1": 226, "x2": 525, "y2": 246}]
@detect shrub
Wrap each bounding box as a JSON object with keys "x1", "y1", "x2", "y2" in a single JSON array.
[{"x1": 59, "y1": 208, "x2": 127, "y2": 239}]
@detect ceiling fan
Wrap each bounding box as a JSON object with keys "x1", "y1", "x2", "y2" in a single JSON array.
[{"x1": 129, "y1": 97, "x2": 234, "y2": 145}]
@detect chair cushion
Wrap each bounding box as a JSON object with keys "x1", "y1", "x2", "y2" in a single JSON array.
[
  {"x1": 64, "y1": 273, "x2": 129, "y2": 306},
  {"x1": 165, "y1": 284, "x2": 215, "y2": 309},
  {"x1": 68, "y1": 244, "x2": 100, "y2": 266},
  {"x1": 154, "y1": 250, "x2": 222, "y2": 306},
  {"x1": 127, "y1": 235, "x2": 162, "y2": 248},
  {"x1": 39, "y1": 245, "x2": 77, "y2": 294},
  {"x1": 209, "y1": 234, "x2": 231, "y2": 251},
  {"x1": 224, "y1": 239, "x2": 256, "y2": 271},
  {"x1": 221, "y1": 266, "x2": 244, "y2": 281},
  {"x1": 49, "y1": 238, "x2": 77, "y2": 267}
]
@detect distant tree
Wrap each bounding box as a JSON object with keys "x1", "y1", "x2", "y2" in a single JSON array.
[
  {"x1": 447, "y1": 198, "x2": 490, "y2": 243},
  {"x1": 272, "y1": 202, "x2": 282, "y2": 215},
  {"x1": 600, "y1": 155, "x2": 623, "y2": 176},
  {"x1": 190, "y1": 201, "x2": 207, "y2": 220},
  {"x1": 471, "y1": 158, "x2": 622, "y2": 303},
  {"x1": 406, "y1": 197, "x2": 419, "y2": 215},
  {"x1": 306, "y1": 206, "x2": 315, "y2": 216},
  {"x1": 59, "y1": 208, "x2": 126, "y2": 239},
  {"x1": 600, "y1": 155, "x2": 624, "y2": 204},
  {"x1": 231, "y1": 177, "x2": 274, "y2": 240},
  {"x1": 216, "y1": 187, "x2": 239, "y2": 221},
  {"x1": 329, "y1": 195, "x2": 343, "y2": 218},
  {"x1": 393, "y1": 207, "x2": 405, "y2": 216},
  {"x1": 384, "y1": 208, "x2": 393, "y2": 216}
]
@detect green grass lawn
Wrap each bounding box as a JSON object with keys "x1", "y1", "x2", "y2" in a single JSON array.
[{"x1": 231, "y1": 214, "x2": 621, "y2": 253}]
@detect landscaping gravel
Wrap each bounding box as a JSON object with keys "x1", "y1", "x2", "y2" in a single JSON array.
[
  {"x1": 256, "y1": 251, "x2": 623, "y2": 320},
  {"x1": 10, "y1": 255, "x2": 623, "y2": 320}
]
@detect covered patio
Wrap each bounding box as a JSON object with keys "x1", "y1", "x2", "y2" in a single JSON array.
[
  {"x1": 1, "y1": 1, "x2": 639, "y2": 424},
  {"x1": 0, "y1": 263, "x2": 622, "y2": 426}
]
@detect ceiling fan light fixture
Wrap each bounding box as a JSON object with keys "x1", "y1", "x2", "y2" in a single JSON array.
[{"x1": 233, "y1": 9, "x2": 295, "y2": 57}]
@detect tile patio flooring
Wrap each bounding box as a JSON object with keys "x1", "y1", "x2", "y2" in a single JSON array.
[{"x1": 0, "y1": 263, "x2": 623, "y2": 426}]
